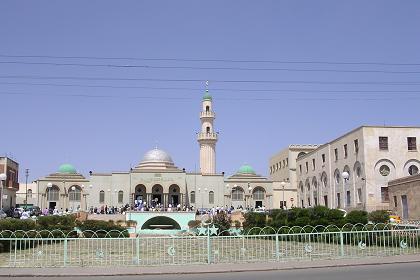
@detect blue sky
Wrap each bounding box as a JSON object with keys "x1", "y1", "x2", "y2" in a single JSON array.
[{"x1": 1, "y1": 1, "x2": 420, "y2": 181}]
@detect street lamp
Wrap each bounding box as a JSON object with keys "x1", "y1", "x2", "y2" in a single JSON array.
[
  {"x1": 342, "y1": 171, "x2": 349, "y2": 208},
  {"x1": 25, "y1": 169, "x2": 29, "y2": 210},
  {"x1": 280, "y1": 181, "x2": 286, "y2": 209},
  {"x1": 0, "y1": 173, "x2": 6, "y2": 210},
  {"x1": 46, "y1": 182, "x2": 53, "y2": 210},
  {"x1": 71, "y1": 186, "x2": 76, "y2": 212},
  {"x1": 247, "y1": 182, "x2": 252, "y2": 209}
]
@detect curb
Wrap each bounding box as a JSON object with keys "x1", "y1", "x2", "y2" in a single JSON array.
[{"x1": 1, "y1": 258, "x2": 420, "y2": 277}]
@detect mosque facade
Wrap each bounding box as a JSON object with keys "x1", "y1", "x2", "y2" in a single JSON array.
[{"x1": 36, "y1": 90, "x2": 295, "y2": 212}]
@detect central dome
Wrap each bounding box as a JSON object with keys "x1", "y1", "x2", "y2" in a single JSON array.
[
  {"x1": 141, "y1": 148, "x2": 173, "y2": 163},
  {"x1": 135, "y1": 148, "x2": 178, "y2": 170},
  {"x1": 237, "y1": 164, "x2": 256, "y2": 175}
]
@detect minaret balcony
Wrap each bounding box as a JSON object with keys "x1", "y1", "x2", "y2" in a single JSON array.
[
  {"x1": 197, "y1": 132, "x2": 218, "y2": 141},
  {"x1": 200, "y1": 111, "x2": 215, "y2": 119}
]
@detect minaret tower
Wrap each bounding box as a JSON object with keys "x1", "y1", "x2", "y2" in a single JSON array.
[{"x1": 198, "y1": 81, "x2": 218, "y2": 174}]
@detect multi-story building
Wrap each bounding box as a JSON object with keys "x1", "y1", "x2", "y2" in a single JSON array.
[
  {"x1": 0, "y1": 157, "x2": 19, "y2": 210},
  {"x1": 269, "y1": 145, "x2": 319, "y2": 208},
  {"x1": 296, "y1": 126, "x2": 420, "y2": 212}
]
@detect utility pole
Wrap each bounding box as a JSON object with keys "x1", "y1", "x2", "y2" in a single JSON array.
[{"x1": 25, "y1": 169, "x2": 29, "y2": 210}]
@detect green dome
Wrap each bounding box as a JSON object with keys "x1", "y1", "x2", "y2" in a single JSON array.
[
  {"x1": 237, "y1": 164, "x2": 256, "y2": 175},
  {"x1": 203, "y1": 90, "x2": 212, "y2": 101},
  {"x1": 58, "y1": 163, "x2": 77, "y2": 174}
]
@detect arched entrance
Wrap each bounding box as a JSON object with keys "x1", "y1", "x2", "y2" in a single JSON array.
[
  {"x1": 134, "y1": 184, "x2": 146, "y2": 204},
  {"x1": 169, "y1": 184, "x2": 181, "y2": 207},
  {"x1": 68, "y1": 185, "x2": 82, "y2": 211},
  {"x1": 152, "y1": 184, "x2": 163, "y2": 207},
  {"x1": 252, "y1": 187, "x2": 265, "y2": 209},
  {"x1": 141, "y1": 216, "x2": 181, "y2": 230},
  {"x1": 47, "y1": 185, "x2": 60, "y2": 210}
]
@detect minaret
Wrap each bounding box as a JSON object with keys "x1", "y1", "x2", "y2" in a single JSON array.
[{"x1": 198, "y1": 82, "x2": 218, "y2": 174}]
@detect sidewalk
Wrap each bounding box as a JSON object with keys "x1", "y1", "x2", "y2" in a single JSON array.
[{"x1": 1, "y1": 255, "x2": 419, "y2": 277}]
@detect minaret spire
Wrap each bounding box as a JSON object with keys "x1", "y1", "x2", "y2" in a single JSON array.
[{"x1": 197, "y1": 81, "x2": 217, "y2": 174}]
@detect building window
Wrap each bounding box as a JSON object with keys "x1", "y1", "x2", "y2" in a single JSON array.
[
  {"x1": 323, "y1": 195, "x2": 328, "y2": 207},
  {"x1": 379, "y1": 165, "x2": 390, "y2": 176},
  {"x1": 307, "y1": 197, "x2": 311, "y2": 207},
  {"x1": 408, "y1": 165, "x2": 419, "y2": 175},
  {"x1": 118, "y1": 191, "x2": 124, "y2": 204},
  {"x1": 232, "y1": 188, "x2": 244, "y2": 201},
  {"x1": 205, "y1": 105, "x2": 209, "y2": 112},
  {"x1": 356, "y1": 166, "x2": 362, "y2": 178},
  {"x1": 322, "y1": 154, "x2": 326, "y2": 163},
  {"x1": 99, "y1": 190, "x2": 105, "y2": 204},
  {"x1": 27, "y1": 189, "x2": 33, "y2": 198},
  {"x1": 190, "y1": 191, "x2": 195, "y2": 203},
  {"x1": 379, "y1": 136, "x2": 388, "y2": 150},
  {"x1": 357, "y1": 188, "x2": 362, "y2": 203},
  {"x1": 209, "y1": 191, "x2": 214, "y2": 204},
  {"x1": 253, "y1": 188, "x2": 265, "y2": 200},
  {"x1": 206, "y1": 126, "x2": 210, "y2": 134},
  {"x1": 47, "y1": 186, "x2": 59, "y2": 201},
  {"x1": 334, "y1": 148, "x2": 338, "y2": 161},
  {"x1": 354, "y1": 139, "x2": 359, "y2": 153},
  {"x1": 381, "y1": 187, "x2": 389, "y2": 202},
  {"x1": 312, "y1": 159, "x2": 316, "y2": 170},
  {"x1": 69, "y1": 186, "x2": 81, "y2": 201},
  {"x1": 314, "y1": 194, "x2": 318, "y2": 206},
  {"x1": 346, "y1": 191, "x2": 351, "y2": 206},
  {"x1": 283, "y1": 160, "x2": 286, "y2": 168},
  {"x1": 344, "y1": 144, "x2": 348, "y2": 158},
  {"x1": 408, "y1": 137, "x2": 417, "y2": 151},
  {"x1": 335, "y1": 173, "x2": 340, "y2": 184},
  {"x1": 299, "y1": 165, "x2": 302, "y2": 174},
  {"x1": 305, "y1": 162, "x2": 308, "y2": 173},
  {"x1": 276, "y1": 163, "x2": 279, "y2": 170},
  {"x1": 286, "y1": 158, "x2": 288, "y2": 166},
  {"x1": 322, "y1": 176, "x2": 327, "y2": 188},
  {"x1": 393, "y1": 196, "x2": 397, "y2": 207},
  {"x1": 337, "y1": 193, "x2": 341, "y2": 208}
]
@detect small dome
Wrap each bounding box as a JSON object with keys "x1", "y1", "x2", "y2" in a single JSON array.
[
  {"x1": 237, "y1": 164, "x2": 256, "y2": 175},
  {"x1": 58, "y1": 163, "x2": 77, "y2": 174},
  {"x1": 203, "y1": 90, "x2": 212, "y2": 101},
  {"x1": 141, "y1": 148, "x2": 173, "y2": 164}
]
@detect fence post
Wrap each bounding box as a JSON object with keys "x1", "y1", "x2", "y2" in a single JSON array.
[
  {"x1": 136, "y1": 237, "x2": 140, "y2": 265},
  {"x1": 340, "y1": 232, "x2": 344, "y2": 257},
  {"x1": 275, "y1": 233, "x2": 280, "y2": 261},
  {"x1": 63, "y1": 238, "x2": 68, "y2": 266},
  {"x1": 207, "y1": 228, "x2": 211, "y2": 264}
]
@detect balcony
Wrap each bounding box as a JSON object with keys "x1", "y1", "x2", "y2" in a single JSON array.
[
  {"x1": 200, "y1": 111, "x2": 215, "y2": 119},
  {"x1": 197, "y1": 132, "x2": 218, "y2": 141}
]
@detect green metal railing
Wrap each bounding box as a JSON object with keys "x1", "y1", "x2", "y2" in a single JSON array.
[{"x1": 0, "y1": 225, "x2": 418, "y2": 267}]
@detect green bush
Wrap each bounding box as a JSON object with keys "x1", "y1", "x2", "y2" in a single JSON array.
[
  {"x1": 36, "y1": 215, "x2": 76, "y2": 232},
  {"x1": 346, "y1": 210, "x2": 368, "y2": 225},
  {"x1": 243, "y1": 212, "x2": 266, "y2": 230},
  {"x1": 75, "y1": 220, "x2": 128, "y2": 237},
  {"x1": 368, "y1": 210, "x2": 389, "y2": 224},
  {"x1": 0, "y1": 219, "x2": 36, "y2": 232}
]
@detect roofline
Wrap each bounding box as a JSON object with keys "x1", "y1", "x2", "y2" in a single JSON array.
[
  {"x1": 269, "y1": 144, "x2": 320, "y2": 161},
  {"x1": 297, "y1": 125, "x2": 420, "y2": 160}
]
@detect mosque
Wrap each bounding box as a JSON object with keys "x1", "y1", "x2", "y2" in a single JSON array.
[{"x1": 36, "y1": 89, "x2": 296, "y2": 212}]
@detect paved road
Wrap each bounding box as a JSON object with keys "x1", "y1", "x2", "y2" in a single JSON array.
[{"x1": 2, "y1": 262, "x2": 419, "y2": 280}]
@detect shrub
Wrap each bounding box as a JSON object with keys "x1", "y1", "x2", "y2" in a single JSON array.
[
  {"x1": 0, "y1": 219, "x2": 36, "y2": 232},
  {"x1": 243, "y1": 212, "x2": 266, "y2": 230},
  {"x1": 36, "y1": 215, "x2": 76, "y2": 232},
  {"x1": 345, "y1": 210, "x2": 368, "y2": 225},
  {"x1": 188, "y1": 220, "x2": 201, "y2": 229},
  {"x1": 368, "y1": 210, "x2": 389, "y2": 224},
  {"x1": 212, "y1": 212, "x2": 231, "y2": 234}
]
